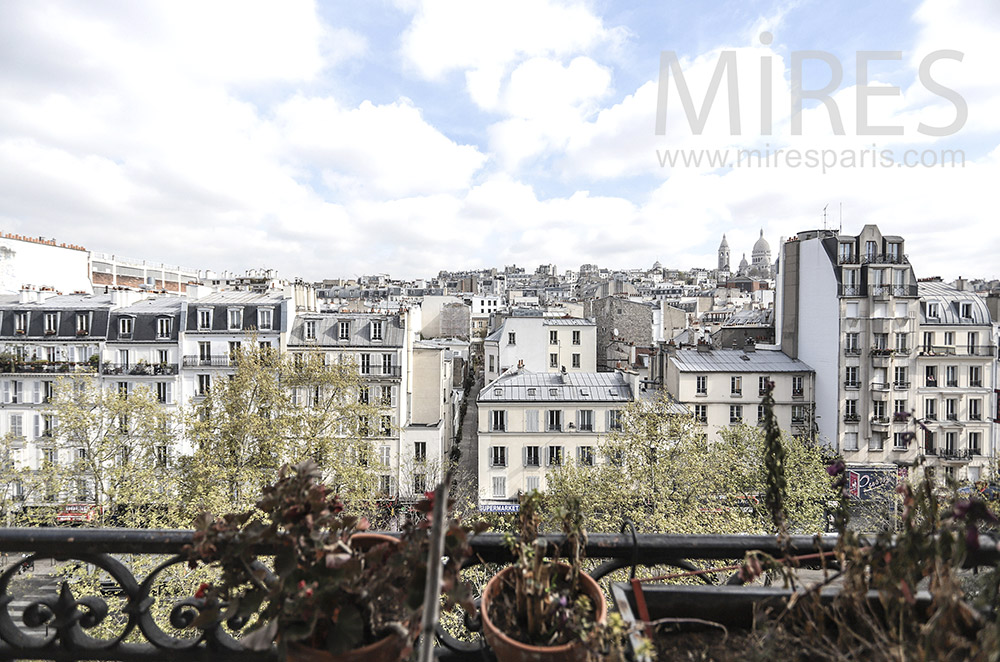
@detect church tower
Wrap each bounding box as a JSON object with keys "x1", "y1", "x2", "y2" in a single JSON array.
[{"x1": 718, "y1": 234, "x2": 730, "y2": 272}]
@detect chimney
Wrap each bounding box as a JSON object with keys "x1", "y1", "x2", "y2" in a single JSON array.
[
  {"x1": 18, "y1": 285, "x2": 36, "y2": 304},
  {"x1": 696, "y1": 340, "x2": 711, "y2": 353},
  {"x1": 744, "y1": 338, "x2": 756, "y2": 353}
]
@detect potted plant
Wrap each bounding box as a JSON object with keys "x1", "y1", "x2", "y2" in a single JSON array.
[
  {"x1": 185, "y1": 460, "x2": 480, "y2": 661},
  {"x1": 480, "y1": 491, "x2": 610, "y2": 662}
]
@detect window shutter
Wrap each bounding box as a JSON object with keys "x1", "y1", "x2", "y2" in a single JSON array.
[
  {"x1": 544, "y1": 446, "x2": 550, "y2": 467},
  {"x1": 33, "y1": 382, "x2": 41, "y2": 404},
  {"x1": 33, "y1": 415, "x2": 40, "y2": 439},
  {"x1": 522, "y1": 446, "x2": 527, "y2": 467},
  {"x1": 2, "y1": 381, "x2": 8, "y2": 404},
  {"x1": 488, "y1": 446, "x2": 494, "y2": 467},
  {"x1": 166, "y1": 383, "x2": 173, "y2": 405},
  {"x1": 525, "y1": 410, "x2": 538, "y2": 432},
  {"x1": 576, "y1": 410, "x2": 581, "y2": 430},
  {"x1": 391, "y1": 385, "x2": 398, "y2": 407}
]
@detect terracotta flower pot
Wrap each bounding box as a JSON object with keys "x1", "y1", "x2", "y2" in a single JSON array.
[
  {"x1": 481, "y1": 564, "x2": 607, "y2": 662},
  {"x1": 286, "y1": 533, "x2": 410, "y2": 662}
]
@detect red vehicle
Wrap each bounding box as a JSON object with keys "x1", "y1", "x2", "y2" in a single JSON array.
[{"x1": 56, "y1": 503, "x2": 101, "y2": 525}]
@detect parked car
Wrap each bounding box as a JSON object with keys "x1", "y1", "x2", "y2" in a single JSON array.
[{"x1": 55, "y1": 503, "x2": 101, "y2": 525}]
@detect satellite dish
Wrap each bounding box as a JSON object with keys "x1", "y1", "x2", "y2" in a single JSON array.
[{"x1": 613, "y1": 328, "x2": 619, "y2": 337}]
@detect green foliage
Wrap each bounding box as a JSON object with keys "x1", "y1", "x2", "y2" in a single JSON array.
[{"x1": 545, "y1": 391, "x2": 829, "y2": 535}]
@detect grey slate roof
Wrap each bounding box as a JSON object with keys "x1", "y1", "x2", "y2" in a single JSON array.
[
  {"x1": 669, "y1": 348, "x2": 812, "y2": 373},
  {"x1": 918, "y1": 282, "x2": 991, "y2": 326},
  {"x1": 479, "y1": 370, "x2": 632, "y2": 403},
  {"x1": 287, "y1": 313, "x2": 404, "y2": 347}
]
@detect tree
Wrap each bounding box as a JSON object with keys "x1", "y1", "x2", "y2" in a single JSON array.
[
  {"x1": 544, "y1": 391, "x2": 829, "y2": 535},
  {"x1": 184, "y1": 342, "x2": 383, "y2": 517},
  {"x1": 50, "y1": 375, "x2": 181, "y2": 527}
]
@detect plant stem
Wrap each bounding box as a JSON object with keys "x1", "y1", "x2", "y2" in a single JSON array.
[{"x1": 417, "y1": 471, "x2": 451, "y2": 662}]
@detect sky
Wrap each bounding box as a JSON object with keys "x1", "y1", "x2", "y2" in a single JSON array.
[{"x1": 0, "y1": 0, "x2": 997, "y2": 282}]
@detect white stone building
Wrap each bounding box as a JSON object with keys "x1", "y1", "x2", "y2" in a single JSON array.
[{"x1": 483, "y1": 317, "x2": 597, "y2": 383}]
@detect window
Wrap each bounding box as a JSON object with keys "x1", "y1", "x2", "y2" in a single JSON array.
[
  {"x1": 546, "y1": 410, "x2": 562, "y2": 432},
  {"x1": 924, "y1": 430, "x2": 936, "y2": 454},
  {"x1": 922, "y1": 331, "x2": 934, "y2": 351},
  {"x1": 960, "y1": 302, "x2": 973, "y2": 318},
  {"x1": 571, "y1": 353, "x2": 580, "y2": 368},
  {"x1": 792, "y1": 375, "x2": 804, "y2": 396},
  {"x1": 845, "y1": 366, "x2": 859, "y2": 387},
  {"x1": 338, "y1": 321, "x2": 350, "y2": 340},
  {"x1": 414, "y1": 474, "x2": 427, "y2": 495},
  {"x1": 525, "y1": 446, "x2": 540, "y2": 466},
  {"x1": 492, "y1": 476, "x2": 506, "y2": 499},
  {"x1": 381, "y1": 354, "x2": 392, "y2": 375},
  {"x1": 549, "y1": 353, "x2": 558, "y2": 368},
  {"x1": 156, "y1": 382, "x2": 171, "y2": 404},
  {"x1": 729, "y1": 405, "x2": 743, "y2": 424},
  {"x1": 894, "y1": 399, "x2": 907, "y2": 415},
  {"x1": 508, "y1": 332, "x2": 516, "y2": 345},
  {"x1": 155, "y1": 446, "x2": 168, "y2": 468},
  {"x1": 969, "y1": 398, "x2": 982, "y2": 421},
  {"x1": 198, "y1": 309, "x2": 212, "y2": 330},
  {"x1": 893, "y1": 433, "x2": 909, "y2": 450},
  {"x1": 42, "y1": 381, "x2": 53, "y2": 404},
  {"x1": 258, "y1": 309, "x2": 273, "y2": 331},
  {"x1": 371, "y1": 320, "x2": 383, "y2": 341},
  {"x1": 572, "y1": 330, "x2": 581, "y2": 345},
  {"x1": 894, "y1": 333, "x2": 908, "y2": 353},
  {"x1": 694, "y1": 404, "x2": 707, "y2": 423},
  {"x1": 578, "y1": 446, "x2": 594, "y2": 466},
  {"x1": 305, "y1": 320, "x2": 317, "y2": 341},
  {"x1": 967, "y1": 331, "x2": 978, "y2": 353},
  {"x1": 838, "y1": 241, "x2": 854, "y2": 262},
  {"x1": 156, "y1": 317, "x2": 171, "y2": 338},
  {"x1": 488, "y1": 355, "x2": 495, "y2": 372},
  {"x1": 578, "y1": 410, "x2": 594, "y2": 431},
  {"x1": 379, "y1": 416, "x2": 392, "y2": 436},
  {"x1": 358, "y1": 387, "x2": 369, "y2": 404},
  {"x1": 10, "y1": 415, "x2": 22, "y2": 439},
  {"x1": 730, "y1": 376, "x2": 742, "y2": 396},
  {"x1": 969, "y1": 432, "x2": 982, "y2": 455},
  {"x1": 549, "y1": 330, "x2": 558, "y2": 345},
  {"x1": 946, "y1": 398, "x2": 957, "y2": 420},
  {"x1": 607, "y1": 410, "x2": 622, "y2": 431},
  {"x1": 44, "y1": 313, "x2": 57, "y2": 334},
  {"x1": 119, "y1": 317, "x2": 134, "y2": 336},
  {"x1": 227, "y1": 309, "x2": 242, "y2": 330},
  {"x1": 869, "y1": 433, "x2": 885, "y2": 451},
  {"x1": 845, "y1": 302, "x2": 859, "y2": 318},
  {"x1": 490, "y1": 410, "x2": 507, "y2": 432},
  {"x1": 927, "y1": 302, "x2": 939, "y2": 318},
  {"x1": 41, "y1": 414, "x2": 54, "y2": 438},
  {"x1": 843, "y1": 432, "x2": 859, "y2": 451},
  {"x1": 490, "y1": 446, "x2": 506, "y2": 467},
  {"x1": 197, "y1": 374, "x2": 210, "y2": 396},
  {"x1": 924, "y1": 398, "x2": 937, "y2": 421},
  {"x1": 379, "y1": 446, "x2": 391, "y2": 468},
  {"x1": 118, "y1": 382, "x2": 129, "y2": 398},
  {"x1": 873, "y1": 333, "x2": 888, "y2": 350},
  {"x1": 76, "y1": 313, "x2": 89, "y2": 334},
  {"x1": 894, "y1": 366, "x2": 908, "y2": 388},
  {"x1": 380, "y1": 385, "x2": 392, "y2": 406},
  {"x1": 946, "y1": 365, "x2": 958, "y2": 387},
  {"x1": 943, "y1": 331, "x2": 955, "y2": 346},
  {"x1": 944, "y1": 432, "x2": 957, "y2": 454},
  {"x1": 526, "y1": 476, "x2": 540, "y2": 492},
  {"x1": 872, "y1": 400, "x2": 886, "y2": 421},
  {"x1": 696, "y1": 375, "x2": 707, "y2": 395},
  {"x1": 415, "y1": 442, "x2": 427, "y2": 463},
  {"x1": 845, "y1": 399, "x2": 858, "y2": 421},
  {"x1": 379, "y1": 475, "x2": 392, "y2": 495},
  {"x1": 845, "y1": 333, "x2": 860, "y2": 353},
  {"x1": 360, "y1": 354, "x2": 371, "y2": 374},
  {"x1": 792, "y1": 405, "x2": 806, "y2": 423},
  {"x1": 14, "y1": 313, "x2": 27, "y2": 333},
  {"x1": 358, "y1": 415, "x2": 370, "y2": 436},
  {"x1": 547, "y1": 446, "x2": 563, "y2": 466},
  {"x1": 199, "y1": 341, "x2": 211, "y2": 362},
  {"x1": 757, "y1": 404, "x2": 765, "y2": 422},
  {"x1": 758, "y1": 376, "x2": 770, "y2": 395},
  {"x1": 925, "y1": 366, "x2": 937, "y2": 387},
  {"x1": 229, "y1": 341, "x2": 241, "y2": 360}
]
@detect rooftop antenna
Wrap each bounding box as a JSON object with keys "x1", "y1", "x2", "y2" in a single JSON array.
[
  {"x1": 839, "y1": 202, "x2": 843, "y2": 234},
  {"x1": 822, "y1": 204, "x2": 829, "y2": 230}
]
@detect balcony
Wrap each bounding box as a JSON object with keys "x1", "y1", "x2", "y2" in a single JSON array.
[
  {"x1": 869, "y1": 285, "x2": 891, "y2": 300},
  {"x1": 940, "y1": 448, "x2": 972, "y2": 462},
  {"x1": 864, "y1": 252, "x2": 909, "y2": 265},
  {"x1": 359, "y1": 365, "x2": 402, "y2": 378},
  {"x1": 844, "y1": 413, "x2": 860, "y2": 423},
  {"x1": 871, "y1": 382, "x2": 890, "y2": 392},
  {"x1": 893, "y1": 346, "x2": 910, "y2": 356},
  {"x1": 838, "y1": 285, "x2": 863, "y2": 297},
  {"x1": 918, "y1": 345, "x2": 996, "y2": 358},
  {"x1": 870, "y1": 347, "x2": 892, "y2": 357},
  {"x1": 893, "y1": 381, "x2": 910, "y2": 390},
  {"x1": 0, "y1": 360, "x2": 97, "y2": 374},
  {"x1": 183, "y1": 355, "x2": 234, "y2": 368},
  {"x1": 892, "y1": 284, "x2": 918, "y2": 297},
  {"x1": 871, "y1": 416, "x2": 890, "y2": 426},
  {"x1": 844, "y1": 346, "x2": 862, "y2": 356},
  {"x1": 102, "y1": 363, "x2": 179, "y2": 376},
  {"x1": 844, "y1": 380, "x2": 860, "y2": 389}
]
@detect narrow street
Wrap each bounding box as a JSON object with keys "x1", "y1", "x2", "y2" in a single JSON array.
[{"x1": 453, "y1": 376, "x2": 482, "y2": 513}]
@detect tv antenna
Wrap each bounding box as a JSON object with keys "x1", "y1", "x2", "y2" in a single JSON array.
[{"x1": 822, "y1": 204, "x2": 829, "y2": 230}]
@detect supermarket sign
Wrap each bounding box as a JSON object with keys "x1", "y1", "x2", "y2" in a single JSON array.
[{"x1": 479, "y1": 503, "x2": 520, "y2": 513}]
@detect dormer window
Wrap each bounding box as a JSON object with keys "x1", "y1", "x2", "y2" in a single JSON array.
[
  {"x1": 227, "y1": 308, "x2": 242, "y2": 330},
  {"x1": 338, "y1": 321, "x2": 350, "y2": 341},
  {"x1": 258, "y1": 308, "x2": 273, "y2": 331},
  {"x1": 119, "y1": 317, "x2": 134, "y2": 337},
  {"x1": 371, "y1": 320, "x2": 383, "y2": 341},
  {"x1": 198, "y1": 309, "x2": 212, "y2": 330},
  {"x1": 527, "y1": 388, "x2": 536, "y2": 397},
  {"x1": 305, "y1": 320, "x2": 317, "y2": 341},
  {"x1": 44, "y1": 313, "x2": 58, "y2": 334},
  {"x1": 960, "y1": 303, "x2": 972, "y2": 318},
  {"x1": 76, "y1": 313, "x2": 90, "y2": 335},
  {"x1": 927, "y1": 303, "x2": 940, "y2": 318},
  {"x1": 156, "y1": 317, "x2": 171, "y2": 339},
  {"x1": 14, "y1": 312, "x2": 27, "y2": 334}
]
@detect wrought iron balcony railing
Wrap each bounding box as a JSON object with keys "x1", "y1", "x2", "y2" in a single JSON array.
[
  {"x1": 102, "y1": 363, "x2": 179, "y2": 376},
  {"x1": 8, "y1": 528, "x2": 972, "y2": 661},
  {"x1": 0, "y1": 361, "x2": 97, "y2": 375}
]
